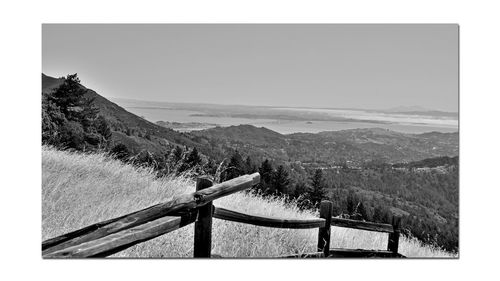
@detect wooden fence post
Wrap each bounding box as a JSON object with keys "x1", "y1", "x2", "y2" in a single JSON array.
[
  {"x1": 387, "y1": 216, "x2": 401, "y2": 255},
  {"x1": 317, "y1": 200, "x2": 333, "y2": 257},
  {"x1": 193, "y1": 176, "x2": 214, "y2": 258}
]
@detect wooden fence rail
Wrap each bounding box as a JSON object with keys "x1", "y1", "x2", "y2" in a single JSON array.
[
  {"x1": 42, "y1": 172, "x2": 404, "y2": 258},
  {"x1": 213, "y1": 207, "x2": 326, "y2": 229}
]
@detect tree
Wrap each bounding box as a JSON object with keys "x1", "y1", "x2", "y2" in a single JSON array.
[
  {"x1": 48, "y1": 74, "x2": 87, "y2": 120},
  {"x1": 259, "y1": 159, "x2": 273, "y2": 183},
  {"x1": 42, "y1": 73, "x2": 112, "y2": 151},
  {"x1": 272, "y1": 165, "x2": 290, "y2": 194},
  {"x1": 58, "y1": 121, "x2": 85, "y2": 150},
  {"x1": 185, "y1": 147, "x2": 202, "y2": 167},
  {"x1": 42, "y1": 94, "x2": 66, "y2": 145},
  {"x1": 244, "y1": 156, "x2": 257, "y2": 174},
  {"x1": 358, "y1": 202, "x2": 369, "y2": 220},
  {"x1": 309, "y1": 169, "x2": 326, "y2": 207},
  {"x1": 177, "y1": 147, "x2": 202, "y2": 174},
  {"x1": 372, "y1": 206, "x2": 384, "y2": 222},
  {"x1": 169, "y1": 146, "x2": 184, "y2": 164},
  {"x1": 94, "y1": 115, "x2": 112, "y2": 145},
  {"x1": 225, "y1": 150, "x2": 244, "y2": 180},
  {"x1": 352, "y1": 201, "x2": 369, "y2": 221},
  {"x1": 203, "y1": 159, "x2": 217, "y2": 176},
  {"x1": 346, "y1": 191, "x2": 356, "y2": 215},
  {"x1": 110, "y1": 143, "x2": 130, "y2": 161},
  {"x1": 293, "y1": 180, "x2": 309, "y2": 198},
  {"x1": 258, "y1": 159, "x2": 274, "y2": 193}
]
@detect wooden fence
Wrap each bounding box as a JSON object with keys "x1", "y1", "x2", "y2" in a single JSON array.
[{"x1": 42, "y1": 173, "x2": 404, "y2": 258}]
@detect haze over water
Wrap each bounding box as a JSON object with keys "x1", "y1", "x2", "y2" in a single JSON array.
[{"x1": 112, "y1": 98, "x2": 458, "y2": 134}]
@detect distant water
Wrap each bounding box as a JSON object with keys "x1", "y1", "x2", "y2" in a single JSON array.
[{"x1": 112, "y1": 99, "x2": 458, "y2": 134}]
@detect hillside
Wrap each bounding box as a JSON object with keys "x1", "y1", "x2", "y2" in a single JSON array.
[
  {"x1": 42, "y1": 146, "x2": 453, "y2": 258},
  {"x1": 42, "y1": 73, "x2": 201, "y2": 155},
  {"x1": 42, "y1": 73, "x2": 64, "y2": 93}
]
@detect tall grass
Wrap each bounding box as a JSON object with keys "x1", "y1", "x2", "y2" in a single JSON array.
[{"x1": 42, "y1": 146, "x2": 454, "y2": 258}]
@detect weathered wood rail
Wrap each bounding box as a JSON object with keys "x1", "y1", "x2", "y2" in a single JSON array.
[{"x1": 42, "y1": 172, "x2": 404, "y2": 258}]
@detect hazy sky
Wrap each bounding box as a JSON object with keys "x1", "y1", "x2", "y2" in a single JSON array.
[{"x1": 42, "y1": 24, "x2": 458, "y2": 112}]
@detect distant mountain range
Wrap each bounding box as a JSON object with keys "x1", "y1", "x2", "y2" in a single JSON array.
[
  {"x1": 192, "y1": 125, "x2": 458, "y2": 166},
  {"x1": 111, "y1": 97, "x2": 458, "y2": 121}
]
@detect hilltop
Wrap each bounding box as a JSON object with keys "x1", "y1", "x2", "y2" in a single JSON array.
[{"x1": 42, "y1": 146, "x2": 453, "y2": 258}]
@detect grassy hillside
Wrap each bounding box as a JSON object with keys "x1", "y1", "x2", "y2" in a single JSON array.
[{"x1": 42, "y1": 146, "x2": 453, "y2": 258}]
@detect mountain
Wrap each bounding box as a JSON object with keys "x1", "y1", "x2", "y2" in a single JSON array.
[
  {"x1": 385, "y1": 105, "x2": 429, "y2": 112},
  {"x1": 381, "y1": 106, "x2": 458, "y2": 118},
  {"x1": 42, "y1": 74, "x2": 202, "y2": 155},
  {"x1": 193, "y1": 125, "x2": 458, "y2": 167},
  {"x1": 195, "y1": 124, "x2": 286, "y2": 147}
]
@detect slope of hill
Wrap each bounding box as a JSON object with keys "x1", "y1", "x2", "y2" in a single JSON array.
[
  {"x1": 42, "y1": 73, "x2": 202, "y2": 155},
  {"x1": 42, "y1": 73, "x2": 64, "y2": 93},
  {"x1": 42, "y1": 146, "x2": 453, "y2": 257}
]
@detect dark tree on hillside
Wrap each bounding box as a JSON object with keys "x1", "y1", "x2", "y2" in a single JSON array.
[
  {"x1": 49, "y1": 74, "x2": 99, "y2": 128},
  {"x1": 258, "y1": 159, "x2": 274, "y2": 193},
  {"x1": 203, "y1": 159, "x2": 217, "y2": 176},
  {"x1": 42, "y1": 94, "x2": 66, "y2": 144},
  {"x1": 271, "y1": 165, "x2": 290, "y2": 194},
  {"x1": 259, "y1": 159, "x2": 274, "y2": 183},
  {"x1": 169, "y1": 146, "x2": 184, "y2": 165},
  {"x1": 42, "y1": 73, "x2": 111, "y2": 150},
  {"x1": 244, "y1": 156, "x2": 257, "y2": 174},
  {"x1": 346, "y1": 191, "x2": 356, "y2": 215},
  {"x1": 225, "y1": 150, "x2": 245, "y2": 180},
  {"x1": 58, "y1": 121, "x2": 85, "y2": 150},
  {"x1": 309, "y1": 169, "x2": 327, "y2": 207},
  {"x1": 185, "y1": 147, "x2": 202, "y2": 167},
  {"x1": 293, "y1": 180, "x2": 309, "y2": 198},
  {"x1": 372, "y1": 206, "x2": 384, "y2": 223},
  {"x1": 48, "y1": 74, "x2": 87, "y2": 119},
  {"x1": 94, "y1": 115, "x2": 112, "y2": 146},
  {"x1": 110, "y1": 143, "x2": 130, "y2": 161},
  {"x1": 358, "y1": 202, "x2": 369, "y2": 220}
]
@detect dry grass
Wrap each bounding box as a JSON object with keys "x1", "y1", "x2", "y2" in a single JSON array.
[{"x1": 42, "y1": 146, "x2": 454, "y2": 258}]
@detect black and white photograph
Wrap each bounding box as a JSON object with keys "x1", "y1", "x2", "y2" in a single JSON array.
[
  {"x1": 40, "y1": 24, "x2": 459, "y2": 259},
  {"x1": 6, "y1": 0, "x2": 500, "y2": 280}
]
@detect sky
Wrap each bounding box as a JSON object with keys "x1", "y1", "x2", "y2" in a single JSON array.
[{"x1": 42, "y1": 24, "x2": 458, "y2": 112}]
